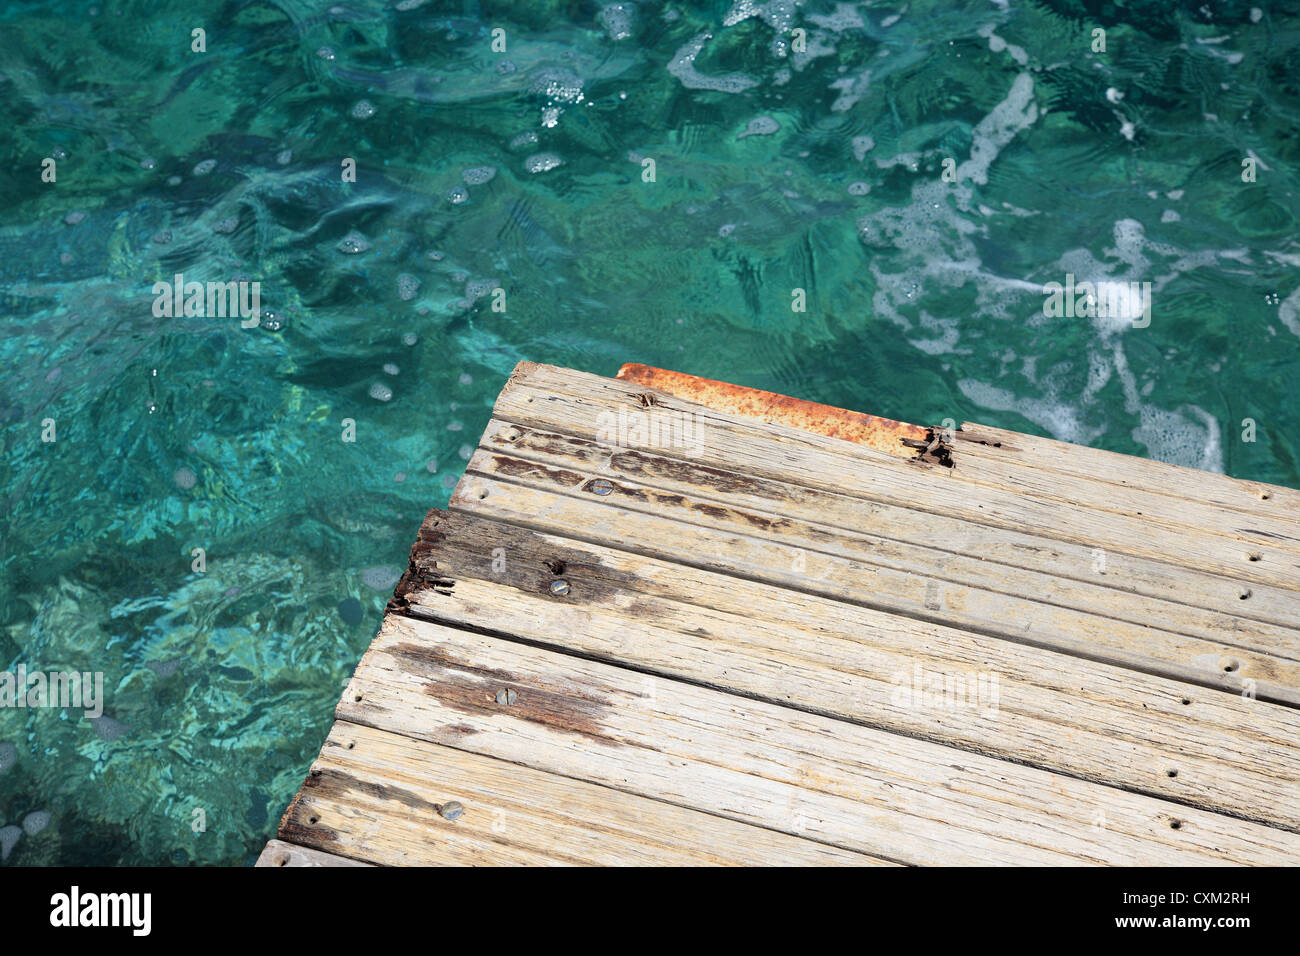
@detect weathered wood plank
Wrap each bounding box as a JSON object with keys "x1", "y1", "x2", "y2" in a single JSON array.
[
  {"x1": 458, "y1": 450, "x2": 1300, "y2": 702},
  {"x1": 621, "y1": 360, "x2": 1300, "y2": 541},
  {"x1": 617, "y1": 362, "x2": 1300, "y2": 522},
  {"x1": 956, "y1": 421, "x2": 1300, "y2": 521},
  {"x1": 922, "y1": 433, "x2": 1300, "y2": 555},
  {"x1": 394, "y1": 508, "x2": 1300, "y2": 830},
  {"x1": 616, "y1": 361, "x2": 930, "y2": 456},
  {"x1": 280, "y1": 720, "x2": 883, "y2": 866},
  {"x1": 341, "y1": 614, "x2": 1300, "y2": 865},
  {"x1": 496, "y1": 363, "x2": 1300, "y2": 590},
  {"x1": 474, "y1": 418, "x2": 1300, "y2": 636},
  {"x1": 255, "y1": 839, "x2": 372, "y2": 867}
]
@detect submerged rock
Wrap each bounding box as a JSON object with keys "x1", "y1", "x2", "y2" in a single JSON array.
[
  {"x1": 524, "y1": 153, "x2": 563, "y2": 174},
  {"x1": 360, "y1": 566, "x2": 401, "y2": 591},
  {"x1": 337, "y1": 230, "x2": 371, "y2": 254},
  {"x1": 90, "y1": 715, "x2": 130, "y2": 741},
  {"x1": 461, "y1": 165, "x2": 497, "y2": 185},
  {"x1": 0, "y1": 826, "x2": 21, "y2": 860},
  {"x1": 338, "y1": 597, "x2": 364, "y2": 626},
  {"x1": 396, "y1": 274, "x2": 420, "y2": 300},
  {"x1": 738, "y1": 116, "x2": 780, "y2": 139}
]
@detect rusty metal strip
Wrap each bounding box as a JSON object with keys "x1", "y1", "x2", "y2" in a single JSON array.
[{"x1": 616, "y1": 363, "x2": 930, "y2": 459}]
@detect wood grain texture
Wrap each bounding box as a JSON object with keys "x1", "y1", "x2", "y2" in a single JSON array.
[
  {"x1": 338, "y1": 614, "x2": 1300, "y2": 866},
  {"x1": 923, "y1": 427, "x2": 1300, "y2": 552},
  {"x1": 255, "y1": 839, "x2": 371, "y2": 867},
  {"x1": 395, "y1": 508, "x2": 1300, "y2": 830},
  {"x1": 457, "y1": 445, "x2": 1300, "y2": 704},
  {"x1": 955, "y1": 421, "x2": 1300, "y2": 522},
  {"x1": 279, "y1": 721, "x2": 883, "y2": 866},
  {"x1": 473, "y1": 418, "x2": 1300, "y2": 634},
  {"x1": 495, "y1": 364, "x2": 1300, "y2": 591}
]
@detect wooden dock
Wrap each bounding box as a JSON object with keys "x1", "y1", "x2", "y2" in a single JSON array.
[{"x1": 262, "y1": 362, "x2": 1300, "y2": 866}]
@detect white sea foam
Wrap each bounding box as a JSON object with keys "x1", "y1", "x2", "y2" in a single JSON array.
[
  {"x1": 908, "y1": 312, "x2": 963, "y2": 355},
  {"x1": 1279, "y1": 287, "x2": 1300, "y2": 338},
  {"x1": 667, "y1": 33, "x2": 758, "y2": 92},
  {"x1": 957, "y1": 379, "x2": 1103, "y2": 445},
  {"x1": 959, "y1": 73, "x2": 1037, "y2": 186},
  {"x1": 829, "y1": 69, "x2": 872, "y2": 111},
  {"x1": 808, "y1": 3, "x2": 865, "y2": 32},
  {"x1": 978, "y1": 24, "x2": 1028, "y2": 66},
  {"x1": 1133, "y1": 402, "x2": 1224, "y2": 473}
]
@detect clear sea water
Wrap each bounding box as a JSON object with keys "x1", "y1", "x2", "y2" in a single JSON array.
[{"x1": 1, "y1": 0, "x2": 1297, "y2": 865}]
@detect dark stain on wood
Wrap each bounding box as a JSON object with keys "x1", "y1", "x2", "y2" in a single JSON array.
[
  {"x1": 900, "y1": 429, "x2": 954, "y2": 468},
  {"x1": 496, "y1": 426, "x2": 603, "y2": 460},
  {"x1": 305, "y1": 766, "x2": 446, "y2": 817},
  {"x1": 611, "y1": 450, "x2": 775, "y2": 497},
  {"x1": 1238, "y1": 528, "x2": 1299, "y2": 544},
  {"x1": 546, "y1": 470, "x2": 797, "y2": 536},
  {"x1": 473, "y1": 440, "x2": 870, "y2": 543},
  {"x1": 505, "y1": 360, "x2": 539, "y2": 390},
  {"x1": 279, "y1": 815, "x2": 342, "y2": 849},
  {"x1": 390, "y1": 509, "x2": 646, "y2": 610},
  {"x1": 484, "y1": 454, "x2": 587, "y2": 488},
  {"x1": 388, "y1": 641, "x2": 630, "y2": 747},
  {"x1": 278, "y1": 790, "x2": 342, "y2": 848},
  {"x1": 952, "y1": 429, "x2": 1014, "y2": 451}
]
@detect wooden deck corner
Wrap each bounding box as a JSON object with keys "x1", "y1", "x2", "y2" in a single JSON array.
[{"x1": 264, "y1": 363, "x2": 1300, "y2": 866}]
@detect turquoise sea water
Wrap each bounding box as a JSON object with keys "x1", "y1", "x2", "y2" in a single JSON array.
[{"x1": 0, "y1": 0, "x2": 1297, "y2": 865}]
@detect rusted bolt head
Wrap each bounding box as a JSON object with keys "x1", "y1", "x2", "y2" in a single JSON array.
[
  {"x1": 439, "y1": 801, "x2": 464, "y2": 821},
  {"x1": 589, "y1": 479, "x2": 613, "y2": 496},
  {"x1": 495, "y1": 687, "x2": 517, "y2": 706},
  {"x1": 549, "y1": 579, "x2": 571, "y2": 596}
]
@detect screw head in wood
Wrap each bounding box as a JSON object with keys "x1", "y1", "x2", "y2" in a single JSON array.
[
  {"x1": 439, "y1": 801, "x2": 464, "y2": 821},
  {"x1": 589, "y1": 479, "x2": 613, "y2": 496},
  {"x1": 549, "y1": 579, "x2": 571, "y2": 596},
  {"x1": 495, "y1": 687, "x2": 517, "y2": 706}
]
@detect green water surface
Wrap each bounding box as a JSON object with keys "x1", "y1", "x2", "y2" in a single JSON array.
[{"x1": 1, "y1": 0, "x2": 1298, "y2": 864}]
